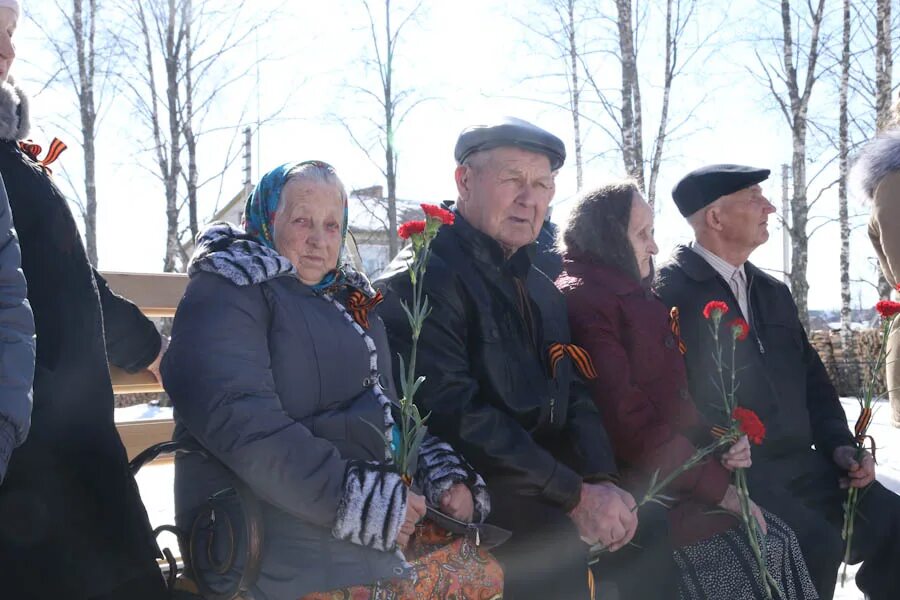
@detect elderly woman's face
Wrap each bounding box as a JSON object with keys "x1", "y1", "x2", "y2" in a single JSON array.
[
  {"x1": 273, "y1": 179, "x2": 344, "y2": 286},
  {"x1": 627, "y1": 193, "x2": 658, "y2": 279},
  {"x1": 0, "y1": 8, "x2": 16, "y2": 84}
]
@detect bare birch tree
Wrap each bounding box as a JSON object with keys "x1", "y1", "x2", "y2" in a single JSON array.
[
  {"x1": 756, "y1": 0, "x2": 827, "y2": 330},
  {"x1": 122, "y1": 0, "x2": 269, "y2": 271},
  {"x1": 582, "y1": 0, "x2": 703, "y2": 208},
  {"x1": 874, "y1": 0, "x2": 893, "y2": 299},
  {"x1": 34, "y1": 0, "x2": 115, "y2": 266},
  {"x1": 837, "y1": 0, "x2": 857, "y2": 387},
  {"x1": 340, "y1": 0, "x2": 425, "y2": 258}
]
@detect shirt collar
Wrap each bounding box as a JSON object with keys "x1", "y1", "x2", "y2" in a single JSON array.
[{"x1": 691, "y1": 241, "x2": 746, "y2": 283}]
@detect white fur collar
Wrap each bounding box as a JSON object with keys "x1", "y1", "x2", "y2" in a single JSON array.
[
  {"x1": 851, "y1": 130, "x2": 900, "y2": 200},
  {"x1": 0, "y1": 77, "x2": 29, "y2": 141}
]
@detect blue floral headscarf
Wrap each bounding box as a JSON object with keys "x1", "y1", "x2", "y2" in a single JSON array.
[{"x1": 242, "y1": 160, "x2": 349, "y2": 291}]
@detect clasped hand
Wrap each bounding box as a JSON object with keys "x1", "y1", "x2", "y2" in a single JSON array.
[{"x1": 568, "y1": 482, "x2": 638, "y2": 552}]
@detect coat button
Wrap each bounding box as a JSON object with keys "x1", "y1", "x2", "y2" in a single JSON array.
[{"x1": 664, "y1": 334, "x2": 675, "y2": 349}]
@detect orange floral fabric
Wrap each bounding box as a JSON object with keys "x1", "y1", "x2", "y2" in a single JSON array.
[{"x1": 301, "y1": 522, "x2": 503, "y2": 600}]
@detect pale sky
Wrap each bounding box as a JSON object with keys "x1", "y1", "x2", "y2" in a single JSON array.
[{"x1": 16, "y1": 0, "x2": 888, "y2": 311}]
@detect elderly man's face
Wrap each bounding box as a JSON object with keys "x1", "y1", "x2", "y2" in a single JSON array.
[
  {"x1": 454, "y1": 147, "x2": 555, "y2": 255},
  {"x1": 712, "y1": 184, "x2": 776, "y2": 252}
]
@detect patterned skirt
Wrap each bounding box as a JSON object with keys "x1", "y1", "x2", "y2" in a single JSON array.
[
  {"x1": 301, "y1": 522, "x2": 504, "y2": 600},
  {"x1": 674, "y1": 509, "x2": 819, "y2": 600}
]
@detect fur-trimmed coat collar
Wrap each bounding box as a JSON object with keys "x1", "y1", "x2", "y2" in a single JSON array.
[
  {"x1": 0, "y1": 77, "x2": 30, "y2": 142},
  {"x1": 852, "y1": 129, "x2": 900, "y2": 200}
]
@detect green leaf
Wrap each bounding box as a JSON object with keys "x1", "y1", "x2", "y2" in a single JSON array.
[
  {"x1": 360, "y1": 417, "x2": 395, "y2": 461},
  {"x1": 406, "y1": 426, "x2": 429, "y2": 478}
]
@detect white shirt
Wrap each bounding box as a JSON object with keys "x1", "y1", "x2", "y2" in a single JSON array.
[{"x1": 690, "y1": 242, "x2": 751, "y2": 325}]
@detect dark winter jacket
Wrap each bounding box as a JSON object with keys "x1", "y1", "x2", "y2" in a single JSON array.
[
  {"x1": 556, "y1": 253, "x2": 735, "y2": 546},
  {"x1": 654, "y1": 245, "x2": 854, "y2": 486},
  {"x1": 162, "y1": 223, "x2": 489, "y2": 600},
  {"x1": 0, "y1": 79, "x2": 164, "y2": 597},
  {"x1": 375, "y1": 213, "x2": 616, "y2": 514},
  {"x1": 0, "y1": 172, "x2": 34, "y2": 485}
]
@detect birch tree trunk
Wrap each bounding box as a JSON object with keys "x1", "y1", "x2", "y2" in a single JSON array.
[
  {"x1": 74, "y1": 0, "x2": 99, "y2": 266},
  {"x1": 838, "y1": 0, "x2": 858, "y2": 389},
  {"x1": 647, "y1": 0, "x2": 675, "y2": 209},
  {"x1": 774, "y1": 0, "x2": 825, "y2": 331},
  {"x1": 383, "y1": 0, "x2": 398, "y2": 258},
  {"x1": 183, "y1": 0, "x2": 200, "y2": 245},
  {"x1": 567, "y1": 0, "x2": 583, "y2": 190},
  {"x1": 615, "y1": 0, "x2": 643, "y2": 187}
]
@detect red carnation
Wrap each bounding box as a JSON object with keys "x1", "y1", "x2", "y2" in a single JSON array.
[
  {"x1": 398, "y1": 220, "x2": 426, "y2": 240},
  {"x1": 732, "y1": 407, "x2": 766, "y2": 445},
  {"x1": 728, "y1": 318, "x2": 750, "y2": 341},
  {"x1": 875, "y1": 300, "x2": 900, "y2": 319},
  {"x1": 421, "y1": 204, "x2": 455, "y2": 225},
  {"x1": 702, "y1": 300, "x2": 730, "y2": 320}
]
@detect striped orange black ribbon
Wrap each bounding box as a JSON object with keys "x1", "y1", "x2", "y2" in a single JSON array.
[
  {"x1": 18, "y1": 138, "x2": 67, "y2": 174},
  {"x1": 347, "y1": 289, "x2": 383, "y2": 330},
  {"x1": 710, "y1": 425, "x2": 729, "y2": 439},
  {"x1": 548, "y1": 342, "x2": 597, "y2": 380},
  {"x1": 669, "y1": 306, "x2": 687, "y2": 355},
  {"x1": 854, "y1": 407, "x2": 877, "y2": 462}
]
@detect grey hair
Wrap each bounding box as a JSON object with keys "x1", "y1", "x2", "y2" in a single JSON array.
[
  {"x1": 560, "y1": 179, "x2": 643, "y2": 281},
  {"x1": 275, "y1": 162, "x2": 348, "y2": 219}
]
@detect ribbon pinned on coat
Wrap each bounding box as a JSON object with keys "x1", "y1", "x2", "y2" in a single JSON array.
[
  {"x1": 347, "y1": 289, "x2": 383, "y2": 330},
  {"x1": 548, "y1": 342, "x2": 597, "y2": 380},
  {"x1": 18, "y1": 138, "x2": 67, "y2": 174},
  {"x1": 669, "y1": 306, "x2": 688, "y2": 355}
]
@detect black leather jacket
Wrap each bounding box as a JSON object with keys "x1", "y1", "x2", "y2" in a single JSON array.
[{"x1": 376, "y1": 214, "x2": 615, "y2": 512}]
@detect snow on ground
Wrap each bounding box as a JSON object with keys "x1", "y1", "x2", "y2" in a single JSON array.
[{"x1": 120, "y1": 399, "x2": 900, "y2": 598}]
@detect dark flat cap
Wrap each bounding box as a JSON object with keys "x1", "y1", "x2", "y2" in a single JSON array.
[
  {"x1": 454, "y1": 117, "x2": 566, "y2": 170},
  {"x1": 672, "y1": 164, "x2": 770, "y2": 217}
]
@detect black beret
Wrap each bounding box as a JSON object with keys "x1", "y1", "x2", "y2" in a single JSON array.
[
  {"x1": 672, "y1": 164, "x2": 771, "y2": 217},
  {"x1": 454, "y1": 117, "x2": 566, "y2": 171}
]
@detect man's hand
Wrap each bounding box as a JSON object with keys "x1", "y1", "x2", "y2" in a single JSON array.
[
  {"x1": 568, "y1": 482, "x2": 638, "y2": 552},
  {"x1": 718, "y1": 484, "x2": 767, "y2": 534},
  {"x1": 833, "y1": 446, "x2": 876, "y2": 490},
  {"x1": 398, "y1": 491, "x2": 426, "y2": 548},
  {"x1": 721, "y1": 435, "x2": 752, "y2": 471},
  {"x1": 440, "y1": 482, "x2": 475, "y2": 523}
]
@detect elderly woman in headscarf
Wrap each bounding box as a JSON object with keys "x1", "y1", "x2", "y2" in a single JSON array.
[
  {"x1": 161, "y1": 161, "x2": 500, "y2": 600},
  {"x1": 555, "y1": 181, "x2": 819, "y2": 600}
]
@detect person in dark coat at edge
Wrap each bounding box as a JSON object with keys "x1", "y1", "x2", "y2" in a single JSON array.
[
  {"x1": 0, "y1": 3, "x2": 168, "y2": 598},
  {"x1": 654, "y1": 164, "x2": 900, "y2": 600},
  {"x1": 0, "y1": 173, "x2": 34, "y2": 486},
  {"x1": 557, "y1": 180, "x2": 818, "y2": 600},
  {"x1": 376, "y1": 117, "x2": 677, "y2": 600}
]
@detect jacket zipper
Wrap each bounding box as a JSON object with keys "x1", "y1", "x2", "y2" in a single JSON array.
[{"x1": 747, "y1": 274, "x2": 765, "y2": 355}]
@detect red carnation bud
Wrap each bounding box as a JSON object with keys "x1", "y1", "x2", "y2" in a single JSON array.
[
  {"x1": 421, "y1": 204, "x2": 455, "y2": 225},
  {"x1": 875, "y1": 300, "x2": 900, "y2": 319},
  {"x1": 398, "y1": 220, "x2": 426, "y2": 240},
  {"x1": 702, "y1": 300, "x2": 730, "y2": 320},
  {"x1": 728, "y1": 318, "x2": 750, "y2": 341},
  {"x1": 732, "y1": 407, "x2": 766, "y2": 445}
]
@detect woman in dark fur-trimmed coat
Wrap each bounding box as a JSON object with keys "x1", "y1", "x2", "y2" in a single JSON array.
[
  {"x1": 162, "y1": 161, "x2": 498, "y2": 600},
  {"x1": 0, "y1": 5, "x2": 167, "y2": 598},
  {"x1": 556, "y1": 181, "x2": 818, "y2": 600}
]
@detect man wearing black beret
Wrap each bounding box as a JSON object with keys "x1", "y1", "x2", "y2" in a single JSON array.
[
  {"x1": 655, "y1": 164, "x2": 900, "y2": 600},
  {"x1": 377, "y1": 117, "x2": 676, "y2": 599}
]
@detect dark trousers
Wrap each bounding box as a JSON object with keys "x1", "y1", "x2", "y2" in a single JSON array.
[
  {"x1": 488, "y1": 489, "x2": 677, "y2": 600},
  {"x1": 591, "y1": 503, "x2": 678, "y2": 600},
  {"x1": 750, "y1": 452, "x2": 900, "y2": 600}
]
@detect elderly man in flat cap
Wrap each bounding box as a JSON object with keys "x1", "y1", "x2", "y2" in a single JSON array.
[
  {"x1": 654, "y1": 164, "x2": 900, "y2": 600},
  {"x1": 376, "y1": 117, "x2": 676, "y2": 599}
]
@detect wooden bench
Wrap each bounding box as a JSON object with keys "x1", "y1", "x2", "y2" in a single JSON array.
[{"x1": 105, "y1": 271, "x2": 187, "y2": 459}]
